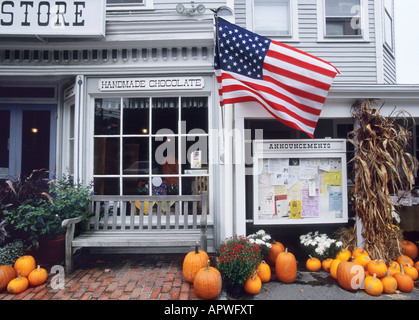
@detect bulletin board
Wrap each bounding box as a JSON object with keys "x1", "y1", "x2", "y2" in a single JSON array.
[{"x1": 253, "y1": 139, "x2": 348, "y2": 225}]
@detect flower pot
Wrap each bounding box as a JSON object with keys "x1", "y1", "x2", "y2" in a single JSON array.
[{"x1": 38, "y1": 234, "x2": 65, "y2": 265}]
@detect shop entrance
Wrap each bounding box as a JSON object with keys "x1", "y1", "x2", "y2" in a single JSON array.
[{"x1": 0, "y1": 105, "x2": 56, "y2": 184}]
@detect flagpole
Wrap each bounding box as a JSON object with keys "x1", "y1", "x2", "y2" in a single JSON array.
[{"x1": 212, "y1": 9, "x2": 224, "y2": 132}]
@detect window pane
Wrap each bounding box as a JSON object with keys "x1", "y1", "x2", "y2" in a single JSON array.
[
  {"x1": 326, "y1": 18, "x2": 361, "y2": 36},
  {"x1": 181, "y1": 176, "x2": 208, "y2": 195},
  {"x1": 254, "y1": 0, "x2": 290, "y2": 35},
  {"x1": 152, "y1": 98, "x2": 178, "y2": 134},
  {"x1": 107, "y1": 0, "x2": 143, "y2": 3},
  {"x1": 94, "y1": 137, "x2": 120, "y2": 174},
  {"x1": 123, "y1": 137, "x2": 149, "y2": 175},
  {"x1": 181, "y1": 136, "x2": 208, "y2": 174},
  {"x1": 384, "y1": 12, "x2": 393, "y2": 49},
  {"x1": 123, "y1": 177, "x2": 148, "y2": 195},
  {"x1": 325, "y1": 0, "x2": 360, "y2": 17},
  {"x1": 95, "y1": 98, "x2": 121, "y2": 135},
  {"x1": 0, "y1": 111, "x2": 10, "y2": 185},
  {"x1": 153, "y1": 136, "x2": 178, "y2": 170},
  {"x1": 181, "y1": 97, "x2": 208, "y2": 132},
  {"x1": 94, "y1": 177, "x2": 119, "y2": 195},
  {"x1": 123, "y1": 98, "x2": 149, "y2": 135}
]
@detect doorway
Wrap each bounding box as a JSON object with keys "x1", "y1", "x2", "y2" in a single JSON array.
[{"x1": 0, "y1": 105, "x2": 56, "y2": 184}]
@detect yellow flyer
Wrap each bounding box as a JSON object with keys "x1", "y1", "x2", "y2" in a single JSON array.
[{"x1": 289, "y1": 200, "x2": 301, "y2": 219}]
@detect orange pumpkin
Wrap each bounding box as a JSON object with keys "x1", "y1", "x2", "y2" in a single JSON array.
[
  {"x1": 352, "y1": 248, "x2": 369, "y2": 260},
  {"x1": 414, "y1": 261, "x2": 419, "y2": 273},
  {"x1": 7, "y1": 271, "x2": 29, "y2": 294},
  {"x1": 28, "y1": 265, "x2": 48, "y2": 287},
  {"x1": 364, "y1": 273, "x2": 383, "y2": 296},
  {"x1": 337, "y1": 260, "x2": 364, "y2": 291},
  {"x1": 267, "y1": 241, "x2": 285, "y2": 266},
  {"x1": 403, "y1": 264, "x2": 419, "y2": 281},
  {"x1": 322, "y1": 258, "x2": 333, "y2": 272},
  {"x1": 0, "y1": 265, "x2": 16, "y2": 292},
  {"x1": 193, "y1": 260, "x2": 222, "y2": 300},
  {"x1": 381, "y1": 271, "x2": 398, "y2": 294},
  {"x1": 14, "y1": 255, "x2": 36, "y2": 278},
  {"x1": 306, "y1": 256, "x2": 321, "y2": 272},
  {"x1": 257, "y1": 261, "x2": 271, "y2": 283},
  {"x1": 330, "y1": 259, "x2": 342, "y2": 280},
  {"x1": 182, "y1": 243, "x2": 209, "y2": 283},
  {"x1": 275, "y1": 248, "x2": 297, "y2": 284},
  {"x1": 335, "y1": 248, "x2": 351, "y2": 261},
  {"x1": 396, "y1": 254, "x2": 414, "y2": 267},
  {"x1": 244, "y1": 272, "x2": 262, "y2": 295},
  {"x1": 354, "y1": 254, "x2": 371, "y2": 270},
  {"x1": 388, "y1": 262, "x2": 401, "y2": 277},
  {"x1": 367, "y1": 260, "x2": 388, "y2": 278},
  {"x1": 394, "y1": 265, "x2": 414, "y2": 293},
  {"x1": 401, "y1": 240, "x2": 418, "y2": 260}
]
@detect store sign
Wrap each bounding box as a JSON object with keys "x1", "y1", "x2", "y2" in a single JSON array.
[
  {"x1": 98, "y1": 77, "x2": 205, "y2": 91},
  {"x1": 260, "y1": 140, "x2": 346, "y2": 154},
  {"x1": 0, "y1": 0, "x2": 105, "y2": 37}
]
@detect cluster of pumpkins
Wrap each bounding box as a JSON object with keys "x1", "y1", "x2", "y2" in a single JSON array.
[
  {"x1": 0, "y1": 255, "x2": 48, "y2": 294},
  {"x1": 305, "y1": 239, "x2": 419, "y2": 296},
  {"x1": 181, "y1": 241, "x2": 299, "y2": 299}
]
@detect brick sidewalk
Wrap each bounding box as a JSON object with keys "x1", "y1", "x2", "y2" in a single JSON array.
[{"x1": 0, "y1": 253, "x2": 201, "y2": 300}]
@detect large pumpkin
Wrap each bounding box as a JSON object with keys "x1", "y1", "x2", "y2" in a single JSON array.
[
  {"x1": 183, "y1": 243, "x2": 209, "y2": 283},
  {"x1": 275, "y1": 248, "x2": 297, "y2": 284},
  {"x1": 14, "y1": 255, "x2": 36, "y2": 278},
  {"x1": 7, "y1": 271, "x2": 29, "y2": 294},
  {"x1": 193, "y1": 260, "x2": 222, "y2": 300},
  {"x1": 401, "y1": 240, "x2": 418, "y2": 260},
  {"x1": 267, "y1": 241, "x2": 285, "y2": 266},
  {"x1": 337, "y1": 260, "x2": 364, "y2": 291},
  {"x1": 0, "y1": 265, "x2": 16, "y2": 292}
]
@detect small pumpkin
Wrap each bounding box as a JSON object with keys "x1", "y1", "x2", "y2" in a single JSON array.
[
  {"x1": 401, "y1": 240, "x2": 418, "y2": 260},
  {"x1": 393, "y1": 264, "x2": 414, "y2": 293},
  {"x1": 352, "y1": 248, "x2": 369, "y2": 260},
  {"x1": 267, "y1": 241, "x2": 285, "y2": 266},
  {"x1": 337, "y1": 260, "x2": 364, "y2": 292},
  {"x1": 193, "y1": 260, "x2": 222, "y2": 300},
  {"x1": 354, "y1": 254, "x2": 371, "y2": 270},
  {"x1": 364, "y1": 273, "x2": 383, "y2": 296},
  {"x1": 7, "y1": 271, "x2": 29, "y2": 294},
  {"x1": 244, "y1": 271, "x2": 262, "y2": 295},
  {"x1": 367, "y1": 260, "x2": 387, "y2": 278},
  {"x1": 330, "y1": 259, "x2": 342, "y2": 280},
  {"x1": 182, "y1": 243, "x2": 209, "y2": 283},
  {"x1": 275, "y1": 248, "x2": 297, "y2": 284},
  {"x1": 403, "y1": 264, "x2": 418, "y2": 281},
  {"x1": 0, "y1": 265, "x2": 16, "y2": 292},
  {"x1": 28, "y1": 265, "x2": 48, "y2": 286},
  {"x1": 306, "y1": 256, "x2": 321, "y2": 272},
  {"x1": 14, "y1": 255, "x2": 36, "y2": 278},
  {"x1": 381, "y1": 271, "x2": 398, "y2": 294},
  {"x1": 396, "y1": 254, "x2": 414, "y2": 267},
  {"x1": 257, "y1": 261, "x2": 271, "y2": 283},
  {"x1": 414, "y1": 261, "x2": 419, "y2": 273},
  {"x1": 335, "y1": 247, "x2": 351, "y2": 261},
  {"x1": 322, "y1": 258, "x2": 333, "y2": 272}
]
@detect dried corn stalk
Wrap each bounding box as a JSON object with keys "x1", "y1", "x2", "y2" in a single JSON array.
[{"x1": 348, "y1": 99, "x2": 418, "y2": 262}]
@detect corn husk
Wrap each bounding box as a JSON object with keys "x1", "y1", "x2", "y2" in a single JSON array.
[{"x1": 348, "y1": 99, "x2": 418, "y2": 262}]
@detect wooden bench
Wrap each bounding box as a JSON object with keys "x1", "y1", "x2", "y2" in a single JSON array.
[{"x1": 62, "y1": 193, "x2": 207, "y2": 274}]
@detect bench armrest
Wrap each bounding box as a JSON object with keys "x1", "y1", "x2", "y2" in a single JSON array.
[{"x1": 62, "y1": 216, "x2": 84, "y2": 229}]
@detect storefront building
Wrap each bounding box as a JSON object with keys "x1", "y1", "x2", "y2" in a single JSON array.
[{"x1": 1, "y1": 0, "x2": 418, "y2": 252}]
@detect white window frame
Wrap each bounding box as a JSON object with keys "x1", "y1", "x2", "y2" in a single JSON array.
[
  {"x1": 383, "y1": 0, "x2": 394, "y2": 52},
  {"x1": 106, "y1": 0, "x2": 154, "y2": 11},
  {"x1": 317, "y1": 0, "x2": 370, "y2": 42},
  {"x1": 247, "y1": 0, "x2": 299, "y2": 41}
]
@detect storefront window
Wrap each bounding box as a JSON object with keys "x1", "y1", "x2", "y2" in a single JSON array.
[{"x1": 93, "y1": 96, "x2": 209, "y2": 196}]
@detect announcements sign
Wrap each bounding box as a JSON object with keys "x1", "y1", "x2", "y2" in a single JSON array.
[
  {"x1": 253, "y1": 139, "x2": 348, "y2": 225},
  {"x1": 0, "y1": 0, "x2": 105, "y2": 37}
]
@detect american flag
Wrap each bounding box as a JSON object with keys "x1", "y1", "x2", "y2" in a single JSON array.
[{"x1": 214, "y1": 17, "x2": 339, "y2": 138}]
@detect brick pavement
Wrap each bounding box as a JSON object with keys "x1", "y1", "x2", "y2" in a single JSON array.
[{"x1": 0, "y1": 253, "x2": 202, "y2": 301}]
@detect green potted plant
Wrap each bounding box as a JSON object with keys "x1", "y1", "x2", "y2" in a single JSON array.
[
  {"x1": 216, "y1": 235, "x2": 261, "y2": 297},
  {"x1": 2, "y1": 172, "x2": 92, "y2": 264}
]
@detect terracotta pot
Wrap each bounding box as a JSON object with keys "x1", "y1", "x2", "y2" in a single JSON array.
[{"x1": 38, "y1": 234, "x2": 65, "y2": 265}]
